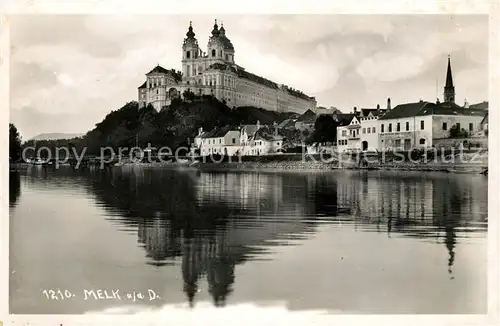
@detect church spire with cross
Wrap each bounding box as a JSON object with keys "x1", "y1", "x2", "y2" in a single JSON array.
[{"x1": 444, "y1": 55, "x2": 455, "y2": 104}]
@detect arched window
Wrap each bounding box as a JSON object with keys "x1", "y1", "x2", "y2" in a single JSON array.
[
  {"x1": 186, "y1": 51, "x2": 191, "y2": 59},
  {"x1": 212, "y1": 49, "x2": 216, "y2": 57}
]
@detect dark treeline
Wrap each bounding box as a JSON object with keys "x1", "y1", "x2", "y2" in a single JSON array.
[{"x1": 21, "y1": 95, "x2": 301, "y2": 157}]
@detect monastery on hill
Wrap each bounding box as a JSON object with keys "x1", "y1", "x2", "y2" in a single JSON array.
[{"x1": 138, "y1": 20, "x2": 317, "y2": 113}]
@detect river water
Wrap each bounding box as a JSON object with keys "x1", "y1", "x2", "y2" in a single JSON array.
[{"x1": 9, "y1": 166, "x2": 488, "y2": 314}]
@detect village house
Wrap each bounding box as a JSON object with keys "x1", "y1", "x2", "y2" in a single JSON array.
[
  {"x1": 193, "y1": 121, "x2": 284, "y2": 157},
  {"x1": 359, "y1": 102, "x2": 388, "y2": 152},
  {"x1": 336, "y1": 113, "x2": 361, "y2": 153},
  {"x1": 244, "y1": 127, "x2": 284, "y2": 156},
  {"x1": 239, "y1": 122, "x2": 261, "y2": 147},
  {"x1": 378, "y1": 100, "x2": 485, "y2": 151},
  {"x1": 195, "y1": 126, "x2": 241, "y2": 156},
  {"x1": 379, "y1": 57, "x2": 485, "y2": 151}
]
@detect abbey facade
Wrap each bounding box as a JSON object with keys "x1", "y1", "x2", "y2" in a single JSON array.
[{"x1": 138, "y1": 20, "x2": 317, "y2": 113}]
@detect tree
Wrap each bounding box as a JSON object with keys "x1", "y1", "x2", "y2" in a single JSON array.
[
  {"x1": 449, "y1": 124, "x2": 469, "y2": 139},
  {"x1": 182, "y1": 89, "x2": 196, "y2": 101},
  {"x1": 9, "y1": 123, "x2": 22, "y2": 162},
  {"x1": 306, "y1": 114, "x2": 338, "y2": 145}
]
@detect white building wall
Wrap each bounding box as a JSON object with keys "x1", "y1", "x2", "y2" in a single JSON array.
[
  {"x1": 336, "y1": 126, "x2": 350, "y2": 152},
  {"x1": 379, "y1": 115, "x2": 433, "y2": 150},
  {"x1": 359, "y1": 116, "x2": 379, "y2": 151},
  {"x1": 431, "y1": 115, "x2": 484, "y2": 139}
]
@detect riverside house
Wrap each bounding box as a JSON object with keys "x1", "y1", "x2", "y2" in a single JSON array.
[
  {"x1": 378, "y1": 56, "x2": 486, "y2": 151},
  {"x1": 359, "y1": 106, "x2": 386, "y2": 152},
  {"x1": 244, "y1": 127, "x2": 284, "y2": 156},
  {"x1": 195, "y1": 126, "x2": 241, "y2": 156},
  {"x1": 336, "y1": 113, "x2": 361, "y2": 153},
  {"x1": 334, "y1": 101, "x2": 388, "y2": 153},
  {"x1": 378, "y1": 100, "x2": 485, "y2": 151},
  {"x1": 193, "y1": 123, "x2": 284, "y2": 157}
]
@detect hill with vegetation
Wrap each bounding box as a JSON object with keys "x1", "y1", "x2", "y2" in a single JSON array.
[
  {"x1": 22, "y1": 95, "x2": 301, "y2": 156},
  {"x1": 31, "y1": 133, "x2": 85, "y2": 141}
]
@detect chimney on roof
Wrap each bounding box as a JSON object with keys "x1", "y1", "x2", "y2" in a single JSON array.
[
  {"x1": 387, "y1": 98, "x2": 391, "y2": 111},
  {"x1": 257, "y1": 120, "x2": 260, "y2": 129},
  {"x1": 353, "y1": 107, "x2": 357, "y2": 114},
  {"x1": 464, "y1": 98, "x2": 469, "y2": 108},
  {"x1": 419, "y1": 98, "x2": 423, "y2": 102},
  {"x1": 198, "y1": 127, "x2": 203, "y2": 136},
  {"x1": 436, "y1": 98, "x2": 440, "y2": 104}
]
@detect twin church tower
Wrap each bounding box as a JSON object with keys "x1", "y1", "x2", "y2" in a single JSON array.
[
  {"x1": 138, "y1": 20, "x2": 457, "y2": 113},
  {"x1": 138, "y1": 20, "x2": 317, "y2": 113}
]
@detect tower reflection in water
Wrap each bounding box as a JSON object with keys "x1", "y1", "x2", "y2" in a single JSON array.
[{"x1": 56, "y1": 167, "x2": 486, "y2": 307}]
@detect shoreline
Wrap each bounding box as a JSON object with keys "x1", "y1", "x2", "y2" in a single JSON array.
[
  {"x1": 10, "y1": 160, "x2": 488, "y2": 174},
  {"x1": 192, "y1": 161, "x2": 487, "y2": 174}
]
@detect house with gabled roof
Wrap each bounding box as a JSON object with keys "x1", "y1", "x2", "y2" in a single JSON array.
[
  {"x1": 242, "y1": 127, "x2": 284, "y2": 156},
  {"x1": 194, "y1": 126, "x2": 241, "y2": 156},
  {"x1": 336, "y1": 113, "x2": 362, "y2": 153},
  {"x1": 378, "y1": 57, "x2": 485, "y2": 151},
  {"x1": 193, "y1": 122, "x2": 284, "y2": 157},
  {"x1": 357, "y1": 99, "x2": 391, "y2": 152},
  {"x1": 378, "y1": 100, "x2": 485, "y2": 150},
  {"x1": 240, "y1": 121, "x2": 261, "y2": 146}
]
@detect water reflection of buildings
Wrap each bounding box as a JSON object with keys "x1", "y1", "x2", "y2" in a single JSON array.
[
  {"x1": 335, "y1": 171, "x2": 487, "y2": 277},
  {"x1": 91, "y1": 168, "x2": 321, "y2": 307},
  {"x1": 24, "y1": 167, "x2": 486, "y2": 305}
]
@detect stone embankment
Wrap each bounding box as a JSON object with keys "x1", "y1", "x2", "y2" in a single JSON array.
[
  {"x1": 195, "y1": 159, "x2": 488, "y2": 174},
  {"x1": 196, "y1": 160, "x2": 334, "y2": 172}
]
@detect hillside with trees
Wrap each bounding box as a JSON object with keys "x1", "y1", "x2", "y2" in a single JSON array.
[{"x1": 22, "y1": 95, "x2": 301, "y2": 156}]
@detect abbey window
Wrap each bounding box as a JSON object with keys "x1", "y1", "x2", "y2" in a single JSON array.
[
  {"x1": 186, "y1": 51, "x2": 191, "y2": 59},
  {"x1": 212, "y1": 49, "x2": 216, "y2": 57}
]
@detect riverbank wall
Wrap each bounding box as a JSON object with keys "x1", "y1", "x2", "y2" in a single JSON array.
[
  {"x1": 194, "y1": 160, "x2": 487, "y2": 173},
  {"x1": 195, "y1": 150, "x2": 488, "y2": 174},
  {"x1": 11, "y1": 150, "x2": 488, "y2": 175}
]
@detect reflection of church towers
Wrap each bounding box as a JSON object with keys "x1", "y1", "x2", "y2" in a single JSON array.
[
  {"x1": 444, "y1": 192, "x2": 461, "y2": 277},
  {"x1": 182, "y1": 237, "x2": 206, "y2": 307},
  {"x1": 432, "y1": 179, "x2": 462, "y2": 278},
  {"x1": 181, "y1": 230, "x2": 236, "y2": 307},
  {"x1": 206, "y1": 231, "x2": 235, "y2": 307}
]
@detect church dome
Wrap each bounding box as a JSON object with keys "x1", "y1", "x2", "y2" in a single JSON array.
[
  {"x1": 211, "y1": 19, "x2": 220, "y2": 36},
  {"x1": 186, "y1": 21, "x2": 195, "y2": 39},
  {"x1": 210, "y1": 22, "x2": 234, "y2": 50},
  {"x1": 217, "y1": 36, "x2": 234, "y2": 50}
]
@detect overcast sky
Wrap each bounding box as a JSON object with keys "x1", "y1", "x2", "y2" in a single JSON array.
[{"x1": 10, "y1": 14, "x2": 488, "y2": 139}]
